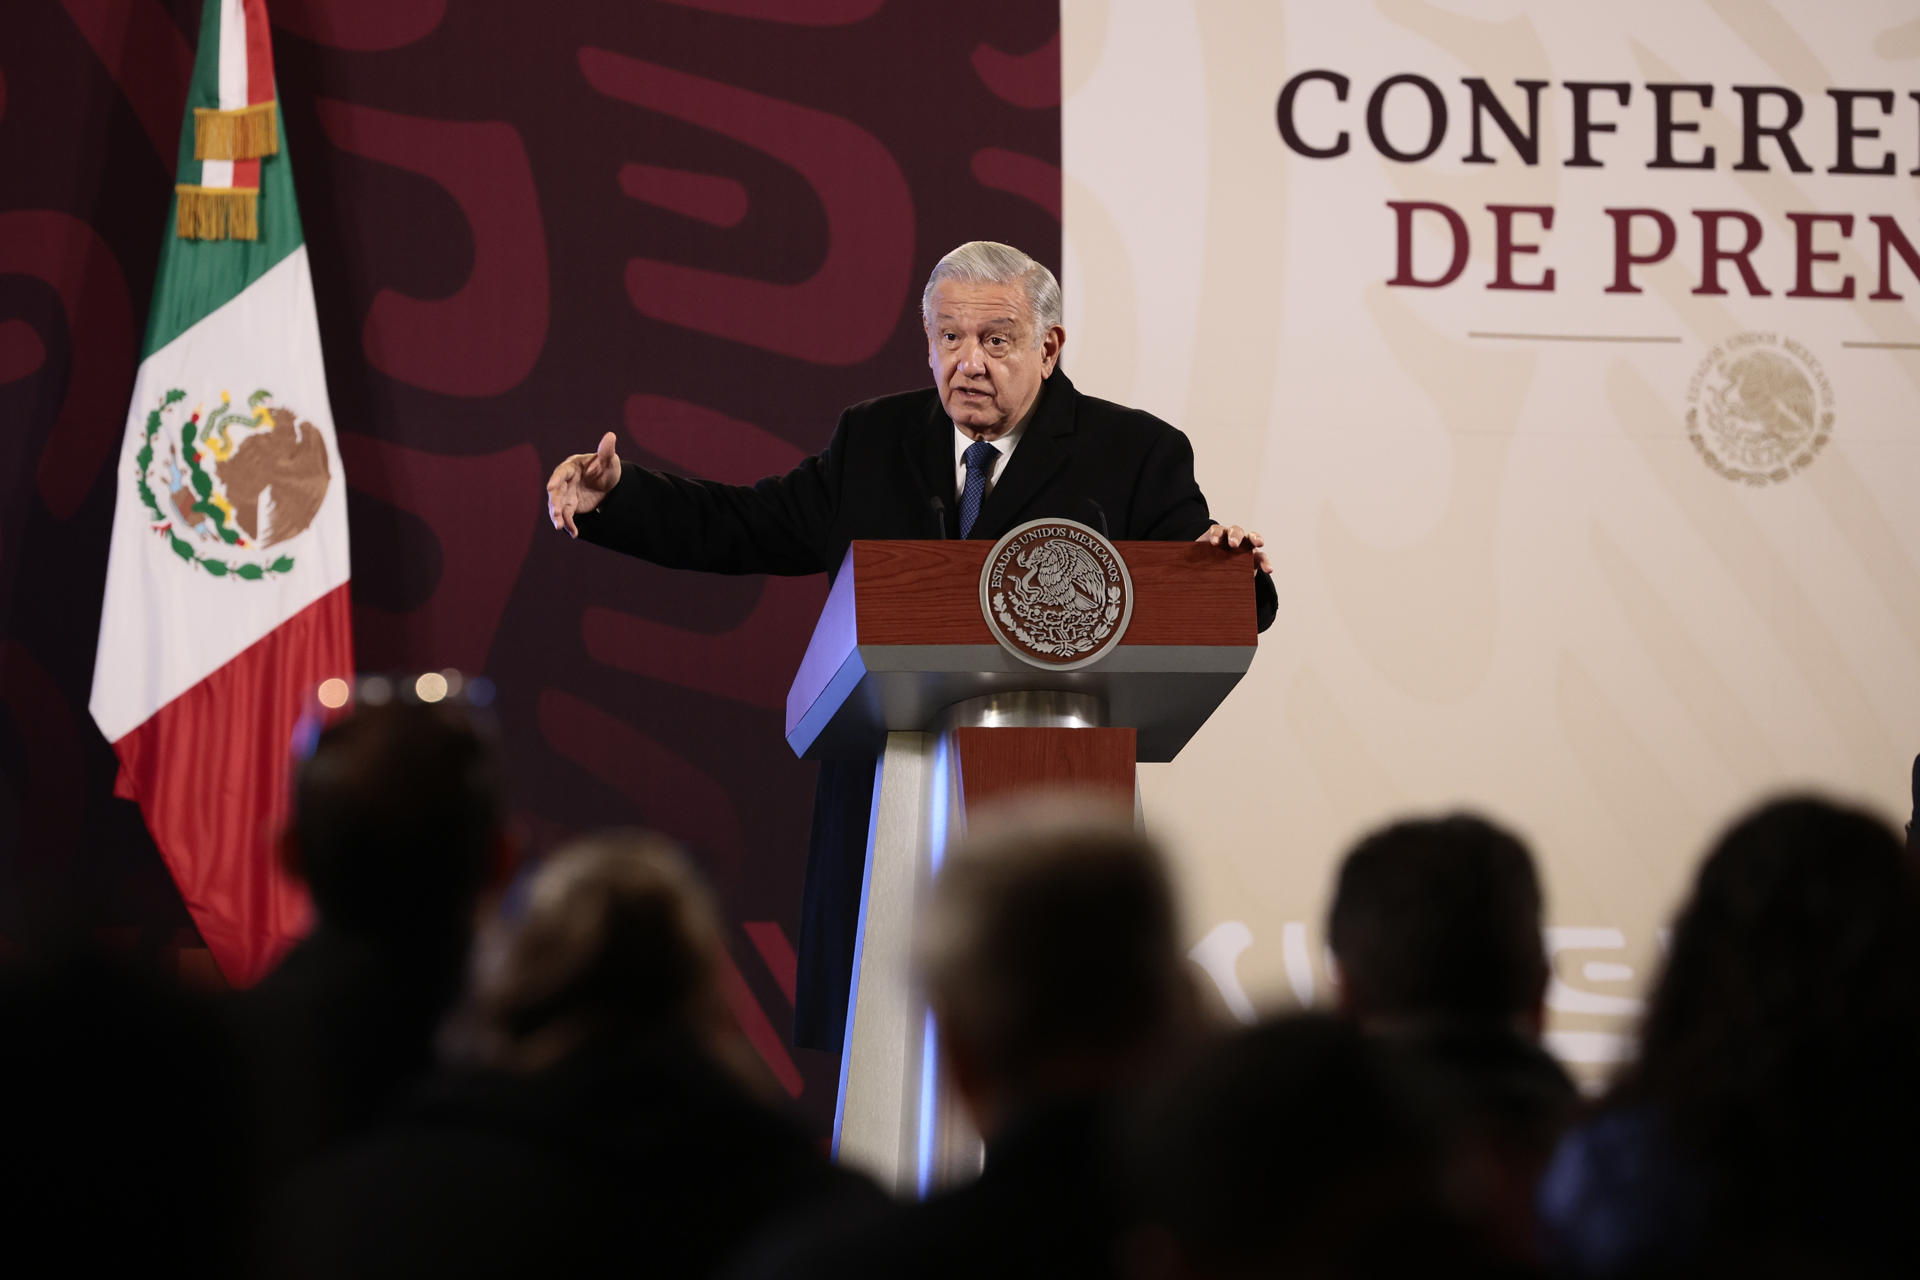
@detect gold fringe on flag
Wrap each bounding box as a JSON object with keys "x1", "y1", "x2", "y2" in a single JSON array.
[
  {"x1": 175, "y1": 186, "x2": 260, "y2": 241},
  {"x1": 193, "y1": 101, "x2": 279, "y2": 161}
]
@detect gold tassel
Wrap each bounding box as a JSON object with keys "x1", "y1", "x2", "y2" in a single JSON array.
[
  {"x1": 175, "y1": 186, "x2": 261, "y2": 241},
  {"x1": 193, "y1": 101, "x2": 279, "y2": 161}
]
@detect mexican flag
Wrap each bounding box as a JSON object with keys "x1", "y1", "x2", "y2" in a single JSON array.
[{"x1": 89, "y1": 0, "x2": 352, "y2": 984}]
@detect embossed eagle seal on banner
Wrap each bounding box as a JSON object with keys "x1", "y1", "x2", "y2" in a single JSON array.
[
  {"x1": 980, "y1": 518, "x2": 1135, "y2": 670},
  {"x1": 1684, "y1": 333, "x2": 1834, "y2": 486}
]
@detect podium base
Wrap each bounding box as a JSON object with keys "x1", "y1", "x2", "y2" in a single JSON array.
[
  {"x1": 831, "y1": 694, "x2": 1135, "y2": 1197},
  {"x1": 832, "y1": 728, "x2": 979, "y2": 1197}
]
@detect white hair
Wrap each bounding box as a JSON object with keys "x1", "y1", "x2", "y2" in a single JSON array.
[{"x1": 921, "y1": 241, "x2": 1063, "y2": 343}]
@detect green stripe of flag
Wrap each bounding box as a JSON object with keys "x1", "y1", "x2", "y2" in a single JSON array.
[{"x1": 145, "y1": 0, "x2": 305, "y2": 359}]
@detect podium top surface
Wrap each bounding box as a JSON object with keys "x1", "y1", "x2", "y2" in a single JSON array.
[{"x1": 785, "y1": 540, "x2": 1257, "y2": 763}]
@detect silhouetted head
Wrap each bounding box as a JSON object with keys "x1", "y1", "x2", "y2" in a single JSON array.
[
  {"x1": 916, "y1": 796, "x2": 1192, "y2": 1134},
  {"x1": 288, "y1": 701, "x2": 508, "y2": 942},
  {"x1": 1123, "y1": 1014, "x2": 1477, "y2": 1279},
  {"x1": 1328, "y1": 813, "x2": 1547, "y2": 1033},
  {"x1": 1625, "y1": 795, "x2": 1919, "y2": 1108},
  {"x1": 1, "y1": 950, "x2": 251, "y2": 1275},
  {"x1": 1907, "y1": 753, "x2": 1918, "y2": 854},
  {"x1": 463, "y1": 830, "x2": 740, "y2": 1077},
  {"x1": 1599, "y1": 795, "x2": 1920, "y2": 1261}
]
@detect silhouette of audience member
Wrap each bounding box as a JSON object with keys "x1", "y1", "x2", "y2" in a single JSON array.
[
  {"x1": 1908, "y1": 753, "x2": 1918, "y2": 854},
  {"x1": 753, "y1": 798, "x2": 1197, "y2": 1279},
  {"x1": 1329, "y1": 813, "x2": 1549, "y2": 1034},
  {"x1": 1121, "y1": 1014, "x2": 1487, "y2": 1279},
  {"x1": 1327, "y1": 813, "x2": 1577, "y2": 1263},
  {"x1": 1539, "y1": 796, "x2": 1920, "y2": 1277},
  {"x1": 267, "y1": 830, "x2": 878, "y2": 1280},
  {"x1": 1, "y1": 950, "x2": 253, "y2": 1280},
  {"x1": 235, "y1": 699, "x2": 513, "y2": 1175}
]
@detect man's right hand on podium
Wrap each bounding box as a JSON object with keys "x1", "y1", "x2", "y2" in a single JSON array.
[{"x1": 546, "y1": 431, "x2": 623, "y2": 538}]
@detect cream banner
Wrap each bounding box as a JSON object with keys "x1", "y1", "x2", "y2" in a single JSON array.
[{"x1": 1063, "y1": 0, "x2": 1920, "y2": 1079}]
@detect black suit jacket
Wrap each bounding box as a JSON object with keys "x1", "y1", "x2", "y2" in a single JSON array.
[
  {"x1": 578, "y1": 371, "x2": 1275, "y2": 1051},
  {"x1": 736, "y1": 1095, "x2": 1127, "y2": 1280},
  {"x1": 234, "y1": 925, "x2": 470, "y2": 1177},
  {"x1": 268, "y1": 1036, "x2": 885, "y2": 1280}
]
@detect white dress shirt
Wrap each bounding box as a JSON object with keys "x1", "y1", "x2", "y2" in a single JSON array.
[{"x1": 951, "y1": 420, "x2": 1025, "y2": 501}]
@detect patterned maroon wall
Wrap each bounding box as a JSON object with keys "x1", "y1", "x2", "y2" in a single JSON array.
[{"x1": 0, "y1": 0, "x2": 1060, "y2": 1130}]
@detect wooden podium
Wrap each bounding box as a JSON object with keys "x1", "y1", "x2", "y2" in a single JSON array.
[{"x1": 785, "y1": 537, "x2": 1257, "y2": 1195}]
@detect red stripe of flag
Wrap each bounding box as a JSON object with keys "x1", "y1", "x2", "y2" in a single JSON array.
[
  {"x1": 243, "y1": 0, "x2": 275, "y2": 104},
  {"x1": 235, "y1": 0, "x2": 272, "y2": 190},
  {"x1": 110, "y1": 584, "x2": 353, "y2": 984}
]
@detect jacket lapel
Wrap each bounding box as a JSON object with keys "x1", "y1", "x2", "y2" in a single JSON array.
[
  {"x1": 970, "y1": 371, "x2": 1077, "y2": 539},
  {"x1": 898, "y1": 396, "x2": 960, "y2": 536}
]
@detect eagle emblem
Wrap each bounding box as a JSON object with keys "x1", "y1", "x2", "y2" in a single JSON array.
[
  {"x1": 980, "y1": 518, "x2": 1134, "y2": 670},
  {"x1": 134, "y1": 386, "x2": 332, "y2": 579}
]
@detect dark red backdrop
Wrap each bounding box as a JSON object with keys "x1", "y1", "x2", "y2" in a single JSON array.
[{"x1": 0, "y1": 0, "x2": 1060, "y2": 1129}]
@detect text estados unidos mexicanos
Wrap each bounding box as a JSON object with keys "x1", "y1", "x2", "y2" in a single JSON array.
[{"x1": 988, "y1": 527, "x2": 1120, "y2": 590}]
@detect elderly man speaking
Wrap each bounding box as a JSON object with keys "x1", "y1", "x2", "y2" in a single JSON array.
[{"x1": 546, "y1": 241, "x2": 1276, "y2": 1054}]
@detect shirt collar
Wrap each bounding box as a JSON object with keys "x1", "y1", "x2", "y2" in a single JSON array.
[{"x1": 953, "y1": 416, "x2": 1026, "y2": 465}]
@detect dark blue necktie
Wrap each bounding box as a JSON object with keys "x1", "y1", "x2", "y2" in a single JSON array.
[{"x1": 957, "y1": 439, "x2": 998, "y2": 538}]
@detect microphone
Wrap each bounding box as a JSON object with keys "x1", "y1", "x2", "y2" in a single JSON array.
[
  {"x1": 929, "y1": 494, "x2": 951, "y2": 540},
  {"x1": 1082, "y1": 498, "x2": 1111, "y2": 539}
]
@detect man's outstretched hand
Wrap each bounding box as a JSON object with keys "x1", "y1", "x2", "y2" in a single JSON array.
[
  {"x1": 546, "y1": 431, "x2": 623, "y2": 538},
  {"x1": 1198, "y1": 522, "x2": 1273, "y2": 575}
]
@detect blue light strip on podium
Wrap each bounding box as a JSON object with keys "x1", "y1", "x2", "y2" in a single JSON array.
[
  {"x1": 832, "y1": 762, "x2": 891, "y2": 1159},
  {"x1": 915, "y1": 732, "x2": 955, "y2": 1198}
]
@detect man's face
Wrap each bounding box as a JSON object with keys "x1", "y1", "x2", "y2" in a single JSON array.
[{"x1": 925, "y1": 280, "x2": 1064, "y2": 440}]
